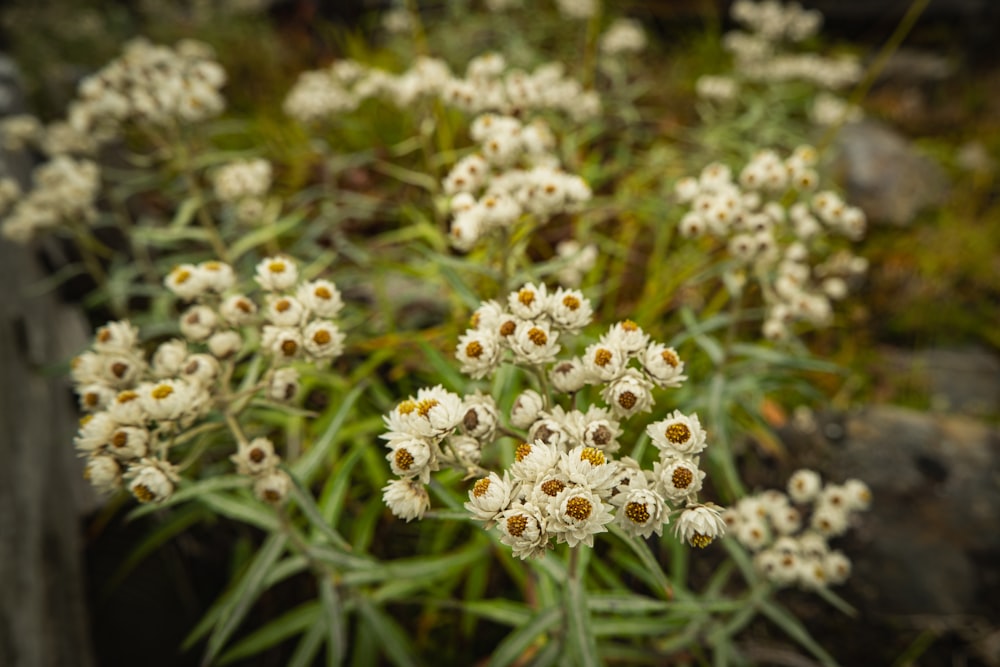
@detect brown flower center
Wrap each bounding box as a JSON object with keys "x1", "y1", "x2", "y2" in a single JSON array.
[
  {"x1": 541, "y1": 479, "x2": 565, "y2": 496},
  {"x1": 506, "y1": 514, "x2": 528, "y2": 537},
  {"x1": 593, "y1": 348, "x2": 613, "y2": 367},
  {"x1": 499, "y1": 320, "x2": 516, "y2": 337},
  {"x1": 671, "y1": 467, "x2": 694, "y2": 489},
  {"x1": 249, "y1": 447, "x2": 266, "y2": 463},
  {"x1": 564, "y1": 496, "x2": 592, "y2": 521},
  {"x1": 527, "y1": 327, "x2": 547, "y2": 346},
  {"x1": 562, "y1": 295, "x2": 580, "y2": 310},
  {"x1": 690, "y1": 533, "x2": 713, "y2": 548},
  {"x1": 133, "y1": 484, "x2": 155, "y2": 503},
  {"x1": 465, "y1": 340, "x2": 484, "y2": 358},
  {"x1": 617, "y1": 392, "x2": 637, "y2": 410},
  {"x1": 313, "y1": 329, "x2": 332, "y2": 345},
  {"x1": 394, "y1": 448, "x2": 414, "y2": 471},
  {"x1": 111, "y1": 362, "x2": 129, "y2": 378},
  {"x1": 472, "y1": 478, "x2": 490, "y2": 497},
  {"x1": 112, "y1": 431, "x2": 128, "y2": 448},
  {"x1": 280, "y1": 340, "x2": 298, "y2": 356},
  {"x1": 275, "y1": 299, "x2": 291, "y2": 313},
  {"x1": 665, "y1": 423, "x2": 691, "y2": 444},
  {"x1": 625, "y1": 501, "x2": 650, "y2": 525},
  {"x1": 515, "y1": 442, "x2": 532, "y2": 462}
]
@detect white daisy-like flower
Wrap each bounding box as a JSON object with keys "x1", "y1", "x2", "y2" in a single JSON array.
[
  {"x1": 787, "y1": 468, "x2": 822, "y2": 504},
  {"x1": 303, "y1": 320, "x2": 345, "y2": 361},
  {"x1": 843, "y1": 478, "x2": 872, "y2": 511},
  {"x1": 602, "y1": 320, "x2": 650, "y2": 356},
  {"x1": 468, "y1": 299, "x2": 507, "y2": 333},
  {"x1": 268, "y1": 367, "x2": 300, "y2": 403},
  {"x1": 446, "y1": 433, "x2": 483, "y2": 468},
  {"x1": 508, "y1": 283, "x2": 548, "y2": 320},
  {"x1": 386, "y1": 438, "x2": 436, "y2": 483},
  {"x1": 382, "y1": 478, "x2": 430, "y2": 522},
  {"x1": 74, "y1": 412, "x2": 117, "y2": 453},
  {"x1": 810, "y1": 503, "x2": 849, "y2": 537},
  {"x1": 179, "y1": 305, "x2": 218, "y2": 342},
  {"x1": 509, "y1": 320, "x2": 560, "y2": 365},
  {"x1": 528, "y1": 413, "x2": 571, "y2": 449},
  {"x1": 797, "y1": 532, "x2": 831, "y2": 559},
  {"x1": 77, "y1": 383, "x2": 116, "y2": 412},
  {"x1": 607, "y1": 456, "x2": 649, "y2": 507},
  {"x1": 646, "y1": 410, "x2": 708, "y2": 457},
  {"x1": 107, "y1": 425, "x2": 150, "y2": 461},
  {"x1": 219, "y1": 294, "x2": 258, "y2": 326},
  {"x1": 385, "y1": 386, "x2": 464, "y2": 440},
  {"x1": 615, "y1": 487, "x2": 668, "y2": 539},
  {"x1": 465, "y1": 471, "x2": 514, "y2": 527},
  {"x1": 736, "y1": 518, "x2": 770, "y2": 551},
  {"x1": 642, "y1": 343, "x2": 687, "y2": 388},
  {"x1": 254, "y1": 469, "x2": 292, "y2": 505},
  {"x1": 296, "y1": 279, "x2": 344, "y2": 318},
  {"x1": 262, "y1": 325, "x2": 303, "y2": 362},
  {"x1": 548, "y1": 486, "x2": 614, "y2": 548},
  {"x1": 207, "y1": 330, "x2": 242, "y2": 359},
  {"x1": 674, "y1": 503, "x2": 727, "y2": 548},
  {"x1": 558, "y1": 445, "x2": 619, "y2": 497},
  {"x1": 456, "y1": 328, "x2": 502, "y2": 379},
  {"x1": 164, "y1": 264, "x2": 208, "y2": 300},
  {"x1": 197, "y1": 260, "x2": 235, "y2": 293},
  {"x1": 254, "y1": 256, "x2": 298, "y2": 291},
  {"x1": 549, "y1": 358, "x2": 588, "y2": 394},
  {"x1": 526, "y1": 472, "x2": 572, "y2": 512},
  {"x1": 547, "y1": 287, "x2": 592, "y2": 333},
  {"x1": 70, "y1": 351, "x2": 103, "y2": 386},
  {"x1": 509, "y1": 441, "x2": 561, "y2": 485},
  {"x1": 580, "y1": 411, "x2": 622, "y2": 454},
  {"x1": 84, "y1": 455, "x2": 123, "y2": 493},
  {"x1": 796, "y1": 557, "x2": 830, "y2": 590},
  {"x1": 140, "y1": 379, "x2": 194, "y2": 422},
  {"x1": 265, "y1": 295, "x2": 307, "y2": 327},
  {"x1": 180, "y1": 353, "x2": 220, "y2": 387},
  {"x1": 823, "y1": 550, "x2": 851, "y2": 585},
  {"x1": 127, "y1": 458, "x2": 180, "y2": 503},
  {"x1": 582, "y1": 341, "x2": 628, "y2": 383},
  {"x1": 92, "y1": 320, "x2": 140, "y2": 355},
  {"x1": 601, "y1": 369, "x2": 654, "y2": 418},
  {"x1": 231, "y1": 437, "x2": 281, "y2": 476},
  {"x1": 100, "y1": 353, "x2": 145, "y2": 389},
  {"x1": 497, "y1": 502, "x2": 549, "y2": 560},
  {"x1": 108, "y1": 389, "x2": 147, "y2": 426},
  {"x1": 654, "y1": 457, "x2": 706, "y2": 501},
  {"x1": 460, "y1": 392, "x2": 498, "y2": 442},
  {"x1": 510, "y1": 389, "x2": 544, "y2": 429},
  {"x1": 771, "y1": 505, "x2": 803, "y2": 535}
]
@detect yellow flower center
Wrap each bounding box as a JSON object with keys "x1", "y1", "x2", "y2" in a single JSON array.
[
  {"x1": 517, "y1": 289, "x2": 535, "y2": 306},
  {"x1": 174, "y1": 268, "x2": 191, "y2": 284},
  {"x1": 394, "y1": 448, "x2": 414, "y2": 471},
  {"x1": 515, "y1": 442, "x2": 532, "y2": 462},
  {"x1": 580, "y1": 447, "x2": 605, "y2": 466},
  {"x1": 117, "y1": 390, "x2": 139, "y2": 404},
  {"x1": 151, "y1": 384, "x2": 174, "y2": 400},
  {"x1": 313, "y1": 329, "x2": 332, "y2": 345},
  {"x1": 527, "y1": 327, "x2": 548, "y2": 346},
  {"x1": 621, "y1": 320, "x2": 639, "y2": 332},
  {"x1": 472, "y1": 478, "x2": 491, "y2": 498},
  {"x1": 665, "y1": 423, "x2": 691, "y2": 444},
  {"x1": 625, "y1": 501, "x2": 650, "y2": 525},
  {"x1": 562, "y1": 295, "x2": 580, "y2": 310},
  {"x1": 690, "y1": 533, "x2": 713, "y2": 548},
  {"x1": 661, "y1": 349, "x2": 679, "y2": 368},
  {"x1": 133, "y1": 484, "x2": 155, "y2": 503},
  {"x1": 506, "y1": 514, "x2": 528, "y2": 537},
  {"x1": 314, "y1": 285, "x2": 332, "y2": 299},
  {"x1": 416, "y1": 398, "x2": 439, "y2": 417},
  {"x1": 541, "y1": 479, "x2": 565, "y2": 496},
  {"x1": 565, "y1": 496, "x2": 592, "y2": 521},
  {"x1": 671, "y1": 467, "x2": 694, "y2": 489},
  {"x1": 397, "y1": 400, "x2": 417, "y2": 415},
  {"x1": 268, "y1": 261, "x2": 286, "y2": 274},
  {"x1": 275, "y1": 299, "x2": 291, "y2": 313},
  {"x1": 465, "y1": 340, "x2": 484, "y2": 358},
  {"x1": 593, "y1": 348, "x2": 613, "y2": 367}
]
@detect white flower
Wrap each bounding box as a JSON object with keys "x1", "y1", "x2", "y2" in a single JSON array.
[
  {"x1": 207, "y1": 330, "x2": 242, "y2": 359},
  {"x1": 771, "y1": 505, "x2": 803, "y2": 535},
  {"x1": 642, "y1": 343, "x2": 687, "y2": 388},
  {"x1": 387, "y1": 438, "x2": 436, "y2": 483},
  {"x1": 92, "y1": 320, "x2": 140, "y2": 355},
  {"x1": 736, "y1": 518, "x2": 770, "y2": 551},
  {"x1": 84, "y1": 455, "x2": 123, "y2": 493},
  {"x1": 646, "y1": 410, "x2": 708, "y2": 457},
  {"x1": 580, "y1": 410, "x2": 622, "y2": 454},
  {"x1": 616, "y1": 488, "x2": 668, "y2": 538},
  {"x1": 787, "y1": 468, "x2": 822, "y2": 504},
  {"x1": 465, "y1": 471, "x2": 514, "y2": 526},
  {"x1": 509, "y1": 441, "x2": 561, "y2": 485},
  {"x1": 547, "y1": 287, "x2": 592, "y2": 333},
  {"x1": 108, "y1": 389, "x2": 147, "y2": 426},
  {"x1": 549, "y1": 358, "x2": 588, "y2": 394},
  {"x1": 582, "y1": 342, "x2": 628, "y2": 383},
  {"x1": 197, "y1": 261, "x2": 235, "y2": 293},
  {"x1": 674, "y1": 504, "x2": 727, "y2": 548},
  {"x1": 268, "y1": 367, "x2": 300, "y2": 402},
  {"x1": 497, "y1": 502, "x2": 549, "y2": 559},
  {"x1": 74, "y1": 412, "x2": 117, "y2": 453},
  {"x1": 460, "y1": 392, "x2": 499, "y2": 442},
  {"x1": 297, "y1": 279, "x2": 344, "y2": 318},
  {"x1": 254, "y1": 469, "x2": 292, "y2": 505},
  {"x1": 823, "y1": 550, "x2": 852, "y2": 585},
  {"x1": 179, "y1": 305, "x2": 218, "y2": 342},
  {"x1": 180, "y1": 353, "x2": 220, "y2": 387},
  {"x1": 99, "y1": 353, "x2": 145, "y2": 388},
  {"x1": 797, "y1": 557, "x2": 830, "y2": 590},
  {"x1": 602, "y1": 320, "x2": 650, "y2": 356},
  {"x1": 548, "y1": 486, "x2": 614, "y2": 548},
  {"x1": 456, "y1": 329, "x2": 502, "y2": 379},
  {"x1": 601, "y1": 369, "x2": 654, "y2": 419},
  {"x1": 219, "y1": 294, "x2": 258, "y2": 326},
  {"x1": 127, "y1": 458, "x2": 179, "y2": 503},
  {"x1": 107, "y1": 425, "x2": 150, "y2": 461},
  {"x1": 255, "y1": 256, "x2": 298, "y2": 291},
  {"x1": 139, "y1": 379, "x2": 193, "y2": 422},
  {"x1": 600, "y1": 18, "x2": 647, "y2": 56},
  {"x1": 231, "y1": 437, "x2": 281, "y2": 476},
  {"x1": 510, "y1": 389, "x2": 545, "y2": 429},
  {"x1": 77, "y1": 383, "x2": 116, "y2": 412},
  {"x1": 265, "y1": 295, "x2": 307, "y2": 327},
  {"x1": 303, "y1": 320, "x2": 345, "y2": 361},
  {"x1": 382, "y1": 478, "x2": 430, "y2": 522},
  {"x1": 262, "y1": 325, "x2": 303, "y2": 362},
  {"x1": 810, "y1": 503, "x2": 849, "y2": 537},
  {"x1": 654, "y1": 457, "x2": 706, "y2": 501},
  {"x1": 558, "y1": 445, "x2": 618, "y2": 497},
  {"x1": 384, "y1": 386, "x2": 464, "y2": 440},
  {"x1": 843, "y1": 478, "x2": 872, "y2": 511},
  {"x1": 164, "y1": 263, "x2": 207, "y2": 300},
  {"x1": 508, "y1": 283, "x2": 548, "y2": 320}
]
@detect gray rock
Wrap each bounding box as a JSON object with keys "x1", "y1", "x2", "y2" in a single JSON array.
[
  {"x1": 879, "y1": 346, "x2": 1000, "y2": 417},
  {"x1": 833, "y1": 119, "x2": 949, "y2": 226}
]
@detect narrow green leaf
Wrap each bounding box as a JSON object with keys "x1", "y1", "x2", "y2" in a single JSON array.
[
  {"x1": 229, "y1": 212, "x2": 306, "y2": 261},
  {"x1": 172, "y1": 196, "x2": 204, "y2": 228},
  {"x1": 199, "y1": 491, "x2": 280, "y2": 532},
  {"x1": 341, "y1": 544, "x2": 484, "y2": 586},
  {"x1": 127, "y1": 476, "x2": 251, "y2": 520},
  {"x1": 355, "y1": 597, "x2": 420, "y2": 667},
  {"x1": 459, "y1": 599, "x2": 533, "y2": 627},
  {"x1": 488, "y1": 606, "x2": 562, "y2": 667},
  {"x1": 292, "y1": 381, "x2": 367, "y2": 484},
  {"x1": 415, "y1": 340, "x2": 465, "y2": 393},
  {"x1": 608, "y1": 525, "x2": 672, "y2": 599},
  {"x1": 566, "y1": 569, "x2": 600, "y2": 667},
  {"x1": 373, "y1": 159, "x2": 438, "y2": 191},
  {"x1": 814, "y1": 586, "x2": 858, "y2": 617},
  {"x1": 318, "y1": 445, "x2": 365, "y2": 528},
  {"x1": 286, "y1": 614, "x2": 325, "y2": 667},
  {"x1": 319, "y1": 577, "x2": 347, "y2": 667},
  {"x1": 758, "y1": 599, "x2": 840, "y2": 667},
  {"x1": 217, "y1": 601, "x2": 319, "y2": 666},
  {"x1": 201, "y1": 534, "x2": 288, "y2": 666},
  {"x1": 288, "y1": 474, "x2": 351, "y2": 551},
  {"x1": 586, "y1": 593, "x2": 673, "y2": 615}
]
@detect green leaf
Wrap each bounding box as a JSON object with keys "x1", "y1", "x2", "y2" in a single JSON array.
[
  {"x1": 286, "y1": 614, "x2": 325, "y2": 667},
  {"x1": 459, "y1": 599, "x2": 533, "y2": 627},
  {"x1": 415, "y1": 340, "x2": 466, "y2": 393},
  {"x1": 319, "y1": 577, "x2": 347, "y2": 667},
  {"x1": 229, "y1": 212, "x2": 306, "y2": 261},
  {"x1": 201, "y1": 534, "x2": 289, "y2": 666},
  {"x1": 287, "y1": 474, "x2": 351, "y2": 551},
  {"x1": 217, "y1": 601, "x2": 319, "y2": 666},
  {"x1": 199, "y1": 491, "x2": 280, "y2": 532},
  {"x1": 586, "y1": 593, "x2": 673, "y2": 615},
  {"x1": 608, "y1": 525, "x2": 672, "y2": 599},
  {"x1": 355, "y1": 597, "x2": 420, "y2": 667},
  {"x1": 172, "y1": 196, "x2": 204, "y2": 228},
  {"x1": 814, "y1": 585, "x2": 858, "y2": 617},
  {"x1": 488, "y1": 606, "x2": 562, "y2": 667},
  {"x1": 292, "y1": 381, "x2": 368, "y2": 484},
  {"x1": 318, "y1": 444, "x2": 365, "y2": 528},
  {"x1": 340, "y1": 544, "x2": 484, "y2": 587},
  {"x1": 127, "y1": 476, "x2": 251, "y2": 520},
  {"x1": 566, "y1": 564, "x2": 600, "y2": 667},
  {"x1": 758, "y1": 599, "x2": 840, "y2": 667},
  {"x1": 373, "y1": 159, "x2": 438, "y2": 191}
]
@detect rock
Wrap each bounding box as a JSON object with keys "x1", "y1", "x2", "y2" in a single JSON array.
[
  {"x1": 782, "y1": 405, "x2": 1000, "y2": 617},
  {"x1": 877, "y1": 346, "x2": 1000, "y2": 417},
  {"x1": 833, "y1": 119, "x2": 949, "y2": 225}
]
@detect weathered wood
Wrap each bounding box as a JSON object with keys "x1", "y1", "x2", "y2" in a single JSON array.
[{"x1": 0, "y1": 53, "x2": 96, "y2": 667}]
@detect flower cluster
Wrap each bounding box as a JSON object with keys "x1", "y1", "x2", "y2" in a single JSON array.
[
  {"x1": 0, "y1": 156, "x2": 100, "y2": 243},
  {"x1": 74, "y1": 257, "x2": 345, "y2": 504},
  {"x1": 284, "y1": 52, "x2": 600, "y2": 124},
  {"x1": 675, "y1": 147, "x2": 868, "y2": 339},
  {"x1": 382, "y1": 286, "x2": 727, "y2": 558},
  {"x1": 599, "y1": 18, "x2": 647, "y2": 56},
  {"x1": 212, "y1": 158, "x2": 274, "y2": 224},
  {"x1": 445, "y1": 114, "x2": 591, "y2": 251},
  {"x1": 723, "y1": 469, "x2": 871, "y2": 589}
]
